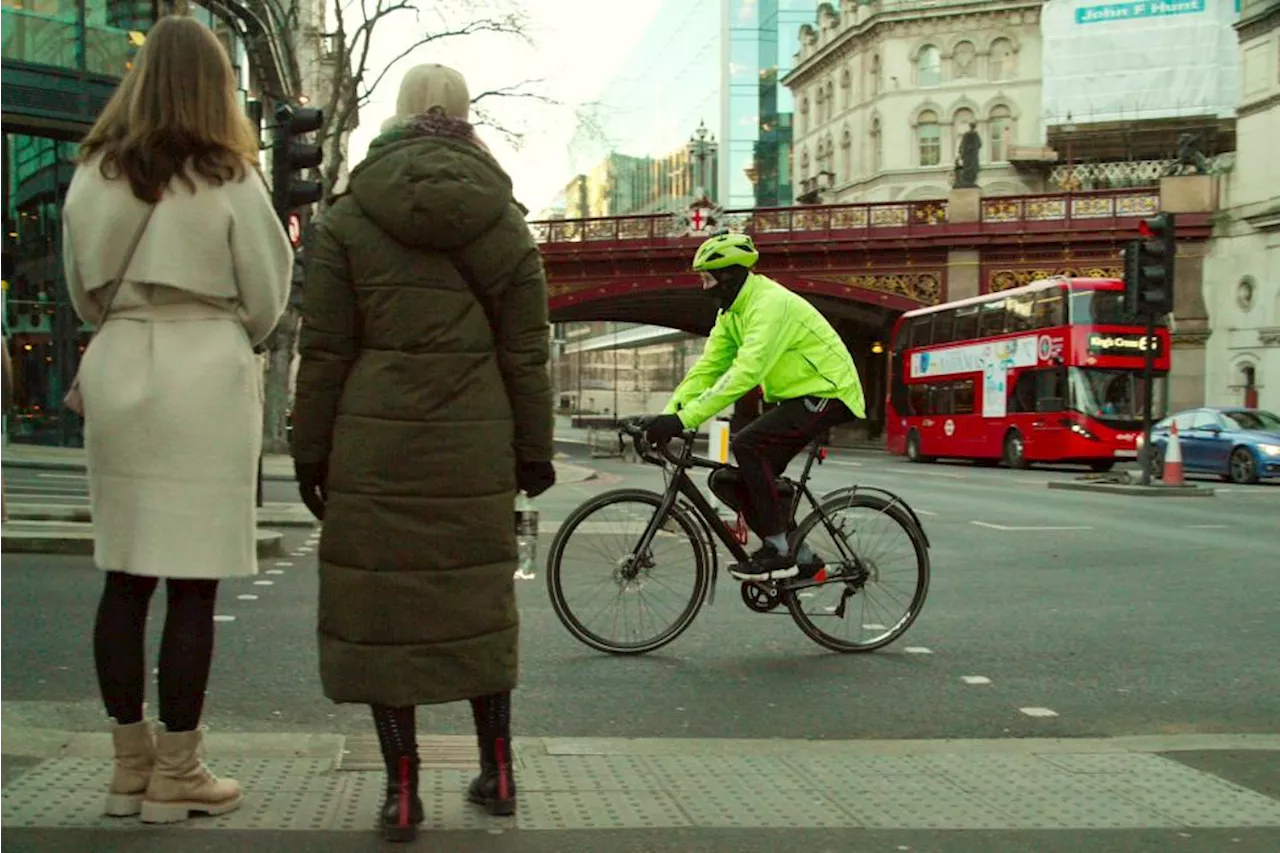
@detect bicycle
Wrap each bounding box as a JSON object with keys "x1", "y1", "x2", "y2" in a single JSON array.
[{"x1": 546, "y1": 417, "x2": 932, "y2": 655}]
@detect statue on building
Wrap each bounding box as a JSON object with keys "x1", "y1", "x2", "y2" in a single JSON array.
[
  {"x1": 1166, "y1": 132, "x2": 1210, "y2": 176},
  {"x1": 954, "y1": 123, "x2": 981, "y2": 188}
]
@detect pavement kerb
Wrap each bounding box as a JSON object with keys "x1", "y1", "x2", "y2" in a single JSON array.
[
  {"x1": 1, "y1": 524, "x2": 284, "y2": 557},
  {"x1": 1047, "y1": 480, "x2": 1217, "y2": 497},
  {"x1": 3, "y1": 726, "x2": 1277, "y2": 761},
  {"x1": 4, "y1": 502, "x2": 319, "y2": 528}
]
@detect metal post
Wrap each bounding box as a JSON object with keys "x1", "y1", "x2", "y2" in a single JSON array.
[
  {"x1": 256, "y1": 455, "x2": 264, "y2": 507},
  {"x1": 1139, "y1": 309, "x2": 1156, "y2": 487}
]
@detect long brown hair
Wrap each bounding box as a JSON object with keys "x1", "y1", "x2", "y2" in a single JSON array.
[{"x1": 78, "y1": 16, "x2": 260, "y2": 202}]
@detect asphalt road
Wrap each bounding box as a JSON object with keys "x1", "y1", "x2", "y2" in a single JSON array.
[{"x1": 3, "y1": 448, "x2": 1277, "y2": 743}]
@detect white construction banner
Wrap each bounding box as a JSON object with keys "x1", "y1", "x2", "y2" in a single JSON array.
[{"x1": 1041, "y1": 0, "x2": 1240, "y2": 126}]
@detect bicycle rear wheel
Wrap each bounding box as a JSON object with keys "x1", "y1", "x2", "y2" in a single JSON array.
[
  {"x1": 785, "y1": 492, "x2": 930, "y2": 652},
  {"x1": 546, "y1": 489, "x2": 710, "y2": 655}
]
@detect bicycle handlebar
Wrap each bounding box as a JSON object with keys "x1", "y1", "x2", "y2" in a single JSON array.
[{"x1": 617, "y1": 417, "x2": 702, "y2": 469}]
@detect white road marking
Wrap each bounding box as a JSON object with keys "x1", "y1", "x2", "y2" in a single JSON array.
[
  {"x1": 514, "y1": 570, "x2": 536, "y2": 580},
  {"x1": 961, "y1": 675, "x2": 992, "y2": 685},
  {"x1": 1187, "y1": 524, "x2": 1227, "y2": 529},
  {"x1": 863, "y1": 623, "x2": 886, "y2": 630},
  {"x1": 914, "y1": 470, "x2": 966, "y2": 480},
  {"x1": 213, "y1": 615, "x2": 236, "y2": 622},
  {"x1": 265, "y1": 569, "x2": 284, "y2": 575},
  {"x1": 275, "y1": 561, "x2": 294, "y2": 567},
  {"x1": 237, "y1": 594, "x2": 259, "y2": 601},
  {"x1": 824, "y1": 459, "x2": 863, "y2": 468},
  {"x1": 35, "y1": 473, "x2": 85, "y2": 480},
  {"x1": 1019, "y1": 707, "x2": 1059, "y2": 718},
  {"x1": 253, "y1": 580, "x2": 274, "y2": 586},
  {"x1": 904, "y1": 647, "x2": 933, "y2": 654},
  {"x1": 915, "y1": 509, "x2": 938, "y2": 517},
  {"x1": 970, "y1": 521, "x2": 1093, "y2": 532}
]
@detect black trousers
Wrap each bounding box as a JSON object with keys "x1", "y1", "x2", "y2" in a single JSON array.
[{"x1": 726, "y1": 396, "x2": 852, "y2": 539}]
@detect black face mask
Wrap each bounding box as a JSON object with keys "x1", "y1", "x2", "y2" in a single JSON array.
[{"x1": 706, "y1": 272, "x2": 746, "y2": 312}]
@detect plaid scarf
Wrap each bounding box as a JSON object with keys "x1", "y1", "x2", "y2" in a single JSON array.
[{"x1": 382, "y1": 112, "x2": 490, "y2": 154}]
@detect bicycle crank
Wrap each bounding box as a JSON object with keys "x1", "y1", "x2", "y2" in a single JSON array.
[{"x1": 740, "y1": 582, "x2": 782, "y2": 613}]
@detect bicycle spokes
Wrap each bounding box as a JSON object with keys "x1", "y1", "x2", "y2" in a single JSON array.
[{"x1": 790, "y1": 498, "x2": 927, "y2": 650}]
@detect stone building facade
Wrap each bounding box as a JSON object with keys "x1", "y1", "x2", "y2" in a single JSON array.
[
  {"x1": 782, "y1": 0, "x2": 1046, "y2": 203},
  {"x1": 1202, "y1": 0, "x2": 1280, "y2": 413}
]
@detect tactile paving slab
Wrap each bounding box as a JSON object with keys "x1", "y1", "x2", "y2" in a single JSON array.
[
  {"x1": 4, "y1": 750, "x2": 1279, "y2": 831},
  {"x1": 0, "y1": 758, "x2": 341, "y2": 829}
]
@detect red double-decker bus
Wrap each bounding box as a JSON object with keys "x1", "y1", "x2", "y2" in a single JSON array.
[{"x1": 885, "y1": 277, "x2": 1170, "y2": 470}]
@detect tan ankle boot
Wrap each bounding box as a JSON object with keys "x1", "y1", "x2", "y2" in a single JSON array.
[
  {"x1": 104, "y1": 720, "x2": 155, "y2": 817},
  {"x1": 139, "y1": 727, "x2": 243, "y2": 824}
]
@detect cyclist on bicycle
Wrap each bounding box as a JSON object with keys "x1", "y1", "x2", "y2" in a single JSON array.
[{"x1": 644, "y1": 231, "x2": 866, "y2": 582}]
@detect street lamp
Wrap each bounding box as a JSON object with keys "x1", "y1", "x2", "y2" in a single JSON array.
[{"x1": 687, "y1": 120, "x2": 717, "y2": 202}]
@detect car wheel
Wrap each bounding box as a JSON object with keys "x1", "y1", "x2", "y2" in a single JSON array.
[
  {"x1": 1228, "y1": 447, "x2": 1260, "y2": 485},
  {"x1": 1003, "y1": 429, "x2": 1028, "y2": 469}
]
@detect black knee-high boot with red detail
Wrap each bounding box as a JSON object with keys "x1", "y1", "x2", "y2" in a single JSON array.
[
  {"x1": 370, "y1": 705, "x2": 423, "y2": 842},
  {"x1": 467, "y1": 692, "x2": 515, "y2": 816}
]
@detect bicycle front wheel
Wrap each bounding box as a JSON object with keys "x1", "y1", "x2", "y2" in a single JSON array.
[
  {"x1": 546, "y1": 489, "x2": 710, "y2": 655},
  {"x1": 786, "y1": 492, "x2": 930, "y2": 652}
]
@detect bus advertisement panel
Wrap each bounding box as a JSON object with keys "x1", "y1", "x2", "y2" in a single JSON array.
[{"x1": 885, "y1": 277, "x2": 1170, "y2": 470}]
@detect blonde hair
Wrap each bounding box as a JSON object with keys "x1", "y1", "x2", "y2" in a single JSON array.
[{"x1": 78, "y1": 15, "x2": 261, "y2": 202}]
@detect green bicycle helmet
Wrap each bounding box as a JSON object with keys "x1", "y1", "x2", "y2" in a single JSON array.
[{"x1": 692, "y1": 231, "x2": 759, "y2": 272}]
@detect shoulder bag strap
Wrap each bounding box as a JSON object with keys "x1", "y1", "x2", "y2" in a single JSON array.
[{"x1": 96, "y1": 203, "x2": 157, "y2": 326}]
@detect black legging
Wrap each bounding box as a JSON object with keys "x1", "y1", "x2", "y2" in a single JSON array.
[{"x1": 93, "y1": 571, "x2": 219, "y2": 732}]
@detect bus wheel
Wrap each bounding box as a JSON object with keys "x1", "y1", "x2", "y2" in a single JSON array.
[
  {"x1": 1003, "y1": 430, "x2": 1029, "y2": 469},
  {"x1": 1090, "y1": 460, "x2": 1115, "y2": 473},
  {"x1": 906, "y1": 430, "x2": 932, "y2": 463}
]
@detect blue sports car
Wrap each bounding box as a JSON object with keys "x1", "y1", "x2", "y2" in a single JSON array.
[{"x1": 1145, "y1": 407, "x2": 1280, "y2": 485}]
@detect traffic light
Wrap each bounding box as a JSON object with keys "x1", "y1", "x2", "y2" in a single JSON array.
[
  {"x1": 271, "y1": 103, "x2": 324, "y2": 216},
  {"x1": 1124, "y1": 212, "x2": 1176, "y2": 316}
]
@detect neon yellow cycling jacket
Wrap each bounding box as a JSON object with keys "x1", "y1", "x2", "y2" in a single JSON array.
[{"x1": 664, "y1": 272, "x2": 866, "y2": 429}]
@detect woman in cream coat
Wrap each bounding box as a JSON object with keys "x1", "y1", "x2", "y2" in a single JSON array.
[{"x1": 61, "y1": 16, "x2": 291, "y2": 825}]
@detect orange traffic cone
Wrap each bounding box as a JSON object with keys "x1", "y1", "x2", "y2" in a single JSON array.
[{"x1": 1162, "y1": 421, "x2": 1185, "y2": 486}]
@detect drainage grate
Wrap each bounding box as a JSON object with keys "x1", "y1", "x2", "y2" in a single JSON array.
[{"x1": 337, "y1": 735, "x2": 480, "y2": 771}]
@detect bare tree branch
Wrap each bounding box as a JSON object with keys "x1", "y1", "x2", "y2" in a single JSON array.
[
  {"x1": 360, "y1": 16, "x2": 530, "y2": 105},
  {"x1": 469, "y1": 78, "x2": 557, "y2": 107}
]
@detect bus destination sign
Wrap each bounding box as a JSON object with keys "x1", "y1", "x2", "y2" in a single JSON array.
[{"x1": 1087, "y1": 332, "x2": 1162, "y2": 357}]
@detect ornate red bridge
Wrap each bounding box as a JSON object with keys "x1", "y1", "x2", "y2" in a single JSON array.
[{"x1": 530, "y1": 188, "x2": 1212, "y2": 337}]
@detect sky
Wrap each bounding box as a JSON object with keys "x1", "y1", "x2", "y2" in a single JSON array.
[{"x1": 343, "y1": 0, "x2": 671, "y2": 215}]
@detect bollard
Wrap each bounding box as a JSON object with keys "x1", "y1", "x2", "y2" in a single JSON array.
[
  {"x1": 706, "y1": 420, "x2": 733, "y2": 520},
  {"x1": 1162, "y1": 421, "x2": 1185, "y2": 486}
]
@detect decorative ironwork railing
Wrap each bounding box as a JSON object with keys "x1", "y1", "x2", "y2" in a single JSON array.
[{"x1": 529, "y1": 189, "x2": 1160, "y2": 245}]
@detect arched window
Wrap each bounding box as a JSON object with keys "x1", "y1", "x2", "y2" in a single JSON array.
[
  {"x1": 870, "y1": 54, "x2": 881, "y2": 96},
  {"x1": 917, "y1": 44, "x2": 942, "y2": 87},
  {"x1": 989, "y1": 38, "x2": 1014, "y2": 81},
  {"x1": 1241, "y1": 364, "x2": 1258, "y2": 408},
  {"x1": 953, "y1": 41, "x2": 976, "y2": 78},
  {"x1": 825, "y1": 80, "x2": 835, "y2": 121},
  {"x1": 870, "y1": 117, "x2": 883, "y2": 172},
  {"x1": 800, "y1": 148, "x2": 811, "y2": 180},
  {"x1": 989, "y1": 105, "x2": 1012, "y2": 161},
  {"x1": 839, "y1": 65, "x2": 852, "y2": 108},
  {"x1": 917, "y1": 110, "x2": 941, "y2": 166},
  {"x1": 799, "y1": 96, "x2": 810, "y2": 135}
]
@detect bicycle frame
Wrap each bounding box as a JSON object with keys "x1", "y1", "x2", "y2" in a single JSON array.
[{"x1": 621, "y1": 426, "x2": 839, "y2": 606}]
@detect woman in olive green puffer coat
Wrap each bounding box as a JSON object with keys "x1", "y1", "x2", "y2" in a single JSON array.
[{"x1": 289, "y1": 63, "x2": 554, "y2": 842}]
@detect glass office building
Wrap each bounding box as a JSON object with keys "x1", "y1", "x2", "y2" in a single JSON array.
[
  {"x1": 567, "y1": 0, "x2": 811, "y2": 213},
  {"x1": 2, "y1": 2, "x2": 255, "y2": 446},
  {"x1": 722, "y1": 0, "x2": 813, "y2": 209}
]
